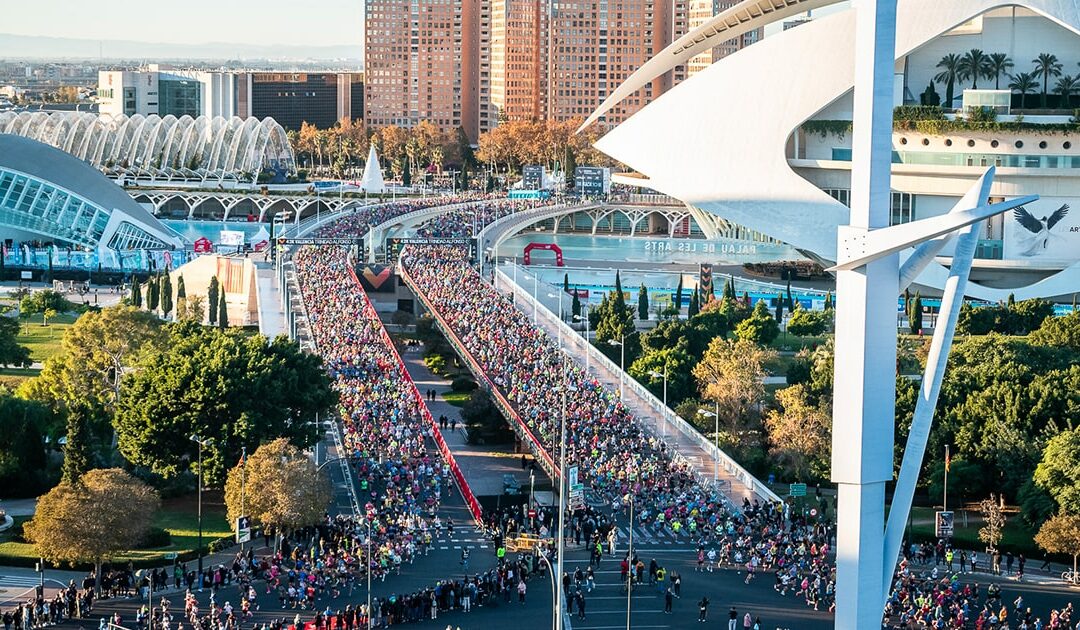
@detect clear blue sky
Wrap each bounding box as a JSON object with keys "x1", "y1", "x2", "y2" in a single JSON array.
[{"x1": 8, "y1": 0, "x2": 364, "y2": 46}]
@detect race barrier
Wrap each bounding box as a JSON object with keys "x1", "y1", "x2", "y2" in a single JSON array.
[
  {"x1": 344, "y1": 262, "x2": 485, "y2": 527},
  {"x1": 398, "y1": 261, "x2": 561, "y2": 483}
]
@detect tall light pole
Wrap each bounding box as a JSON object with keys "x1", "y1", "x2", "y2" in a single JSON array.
[
  {"x1": 608, "y1": 335, "x2": 625, "y2": 402},
  {"x1": 648, "y1": 368, "x2": 668, "y2": 437},
  {"x1": 533, "y1": 273, "x2": 539, "y2": 323},
  {"x1": 573, "y1": 314, "x2": 590, "y2": 374},
  {"x1": 547, "y1": 292, "x2": 564, "y2": 346},
  {"x1": 626, "y1": 493, "x2": 634, "y2": 630},
  {"x1": 554, "y1": 363, "x2": 577, "y2": 630},
  {"x1": 366, "y1": 516, "x2": 373, "y2": 629},
  {"x1": 240, "y1": 446, "x2": 246, "y2": 552},
  {"x1": 699, "y1": 406, "x2": 719, "y2": 482},
  {"x1": 189, "y1": 434, "x2": 212, "y2": 588}
]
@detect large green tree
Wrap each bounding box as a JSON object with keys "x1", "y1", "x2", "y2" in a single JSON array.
[
  {"x1": 1034, "y1": 428, "x2": 1080, "y2": 515},
  {"x1": 160, "y1": 274, "x2": 173, "y2": 319},
  {"x1": 628, "y1": 338, "x2": 695, "y2": 406},
  {"x1": 114, "y1": 323, "x2": 337, "y2": 485},
  {"x1": 1030, "y1": 311, "x2": 1080, "y2": 352},
  {"x1": 0, "y1": 316, "x2": 32, "y2": 368},
  {"x1": 207, "y1": 277, "x2": 220, "y2": 326},
  {"x1": 0, "y1": 388, "x2": 55, "y2": 496},
  {"x1": 734, "y1": 300, "x2": 780, "y2": 345}
]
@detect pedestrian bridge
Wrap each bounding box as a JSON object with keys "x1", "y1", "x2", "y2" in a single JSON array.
[{"x1": 399, "y1": 256, "x2": 780, "y2": 510}]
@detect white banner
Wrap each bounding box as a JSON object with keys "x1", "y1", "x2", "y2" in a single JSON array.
[{"x1": 1003, "y1": 197, "x2": 1076, "y2": 264}]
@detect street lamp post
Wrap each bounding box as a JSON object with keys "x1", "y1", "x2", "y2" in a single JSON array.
[
  {"x1": 366, "y1": 516, "x2": 373, "y2": 629},
  {"x1": 547, "y1": 292, "x2": 564, "y2": 346},
  {"x1": 573, "y1": 314, "x2": 590, "y2": 374},
  {"x1": 533, "y1": 273, "x2": 539, "y2": 324},
  {"x1": 189, "y1": 435, "x2": 212, "y2": 589},
  {"x1": 648, "y1": 368, "x2": 668, "y2": 437},
  {"x1": 699, "y1": 406, "x2": 719, "y2": 482},
  {"x1": 626, "y1": 493, "x2": 634, "y2": 630},
  {"x1": 608, "y1": 336, "x2": 625, "y2": 402},
  {"x1": 554, "y1": 364, "x2": 577, "y2": 630}
]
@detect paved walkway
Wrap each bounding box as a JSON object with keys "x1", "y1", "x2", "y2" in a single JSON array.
[
  {"x1": 396, "y1": 339, "x2": 544, "y2": 498},
  {"x1": 254, "y1": 261, "x2": 288, "y2": 338}
]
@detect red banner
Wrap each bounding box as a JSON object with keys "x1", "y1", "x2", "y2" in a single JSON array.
[{"x1": 345, "y1": 264, "x2": 485, "y2": 525}]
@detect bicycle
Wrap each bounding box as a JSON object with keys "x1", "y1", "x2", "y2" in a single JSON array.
[{"x1": 1062, "y1": 569, "x2": 1079, "y2": 583}]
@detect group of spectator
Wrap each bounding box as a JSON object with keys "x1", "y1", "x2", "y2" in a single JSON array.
[{"x1": 413, "y1": 200, "x2": 544, "y2": 239}]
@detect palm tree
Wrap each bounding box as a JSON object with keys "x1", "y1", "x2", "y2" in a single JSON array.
[
  {"x1": 987, "y1": 53, "x2": 1014, "y2": 89},
  {"x1": 959, "y1": 49, "x2": 992, "y2": 89},
  {"x1": 1032, "y1": 53, "x2": 1063, "y2": 108},
  {"x1": 1009, "y1": 72, "x2": 1039, "y2": 109},
  {"x1": 1054, "y1": 74, "x2": 1080, "y2": 109},
  {"x1": 935, "y1": 54, "x2": 964, "y2": 108}
]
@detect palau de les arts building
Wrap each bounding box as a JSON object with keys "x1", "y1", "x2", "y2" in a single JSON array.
[{"x1": 591, "y1": 0, "x2": 1080, "y2": 300}]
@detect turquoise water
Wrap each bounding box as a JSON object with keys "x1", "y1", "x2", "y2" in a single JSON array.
[
  {"x1": 162, "y1": 220, "x2": 269, "y2": 243},
  {"x1": 497, "y1": 233, "x2": 801, "y2": 265}
]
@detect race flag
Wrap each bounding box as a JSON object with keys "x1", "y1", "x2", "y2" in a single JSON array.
[{"x1": 944, "y1": 445, "x2": 951, "y2": 472}]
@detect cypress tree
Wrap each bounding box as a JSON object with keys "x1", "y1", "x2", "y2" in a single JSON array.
[
  {"x1": 637, "y1": 284, "x2": 649, "y2": 320},
  {"x1": 674, "y1": 276, "x2": 684, "y2": 316},
  {"x1": 402, "y1": 159, "x2": 412, "y2": 187},
  {"x1": 724, "y1": 276, "x2": 737, "y2": 301},
  {"x1": 218, "y1": 291, "x2": 228, "y2": 328},
  {"x1": 130, "y1": 278, "x2": 142, "y2": 307},
  {"x1": 688, "y1": 291, "x2": 700, "y2": 318},
  {"x1": 177, "y1": 275, "x2": 186, "y2": 300},
  {"x1": 147, "y1": 274, "x2": 160, "y2": 311},
  {"x1": 61, "y1": 405, "x2": 92, "y2": 484},
  {"x1": 775, "y1": 292, "x2": 785, "y2": 322},
  {"x1": 564, "y1": 273, "x2": 570, "y2": 293},
  {"x1": 160, "y1": 274, "x2": 173, "y2": 318},
  {"x1": 909, "y1": 291, "x2": 923, "y2": 334},
  {"x1": 572, "y1": 291, "x2": 582, "y2": 318},
  {"x1": 742, "y1": 291, "x2": 750, "y2": 306},
  {"x1": 824, "y1": 291, "x2": 833, "y2": 310},
  {"x1": 785, "y1": 279, "x2": 794, "y2": 310},
  {"x1": 208, "y1": 276, "x2": 220, "y2": 325}
]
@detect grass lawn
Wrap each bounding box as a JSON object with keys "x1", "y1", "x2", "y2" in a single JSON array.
[
  {"x1": 441, "y1": 391, "x2": 470, "y2": 407},
  {"x1": 17, "y1": 312, "x2": 79, "y2": 362},
  {"x1": 770, "y1": 333, "x2": 828, "y2": 352},
  {"x1": 0, "y1": 494, "x2": 231, "y2": 566},
  {"x1": 0, "y1": 366, "x2": 41, "y2": 389},
  {"x1": 908, "y1": 506, "x2": 1039, "y2": 556}
]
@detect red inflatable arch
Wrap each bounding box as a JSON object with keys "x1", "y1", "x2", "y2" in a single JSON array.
[{"x1": 523, "y1": 242, "x2": 564, "y2": 266}]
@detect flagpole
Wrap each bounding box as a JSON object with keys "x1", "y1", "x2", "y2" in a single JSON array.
[{"x1": 943, "y1": 444, "x2": 948, "y2": 514}]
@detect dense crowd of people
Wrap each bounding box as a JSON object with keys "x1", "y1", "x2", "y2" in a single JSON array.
[
  {"x1": 413, "y1": 200, "x2": 544, "y2": 238},
  {"x1": 399, "y1": 244, "x2": 745, "y2": 537}
]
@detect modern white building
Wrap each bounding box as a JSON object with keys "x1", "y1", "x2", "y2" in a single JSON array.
[
  {"x1": 98, "y1": 67, "x2": 240, "y2": 120},
  {"x1": 588, "y1": 0, "x2": 1080, "y2": 300}
]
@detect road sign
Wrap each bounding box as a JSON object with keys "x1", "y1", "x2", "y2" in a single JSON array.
[
  {"x1": 235, "y1": 515, "x2": 251, "y2": 544},
  {"x1": 164, "y1": 552, "x2": 178, "y2": 561},
  {"x1": 528, "y1": 509, "x2": 537, "y2": 519},
  {"x1": 789, "y1": 483, "x2": 807, "y2": 497},
  {"x1": 935, "y1": 511, "x2": 954, "y2": 538},
  {"x1": 568, "y1": 466, "x2": 579, "y2": 489}
]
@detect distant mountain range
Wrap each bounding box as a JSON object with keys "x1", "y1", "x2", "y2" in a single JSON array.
[{"x1": 0, "y1": 33, "x2": 362, "y2": 62}]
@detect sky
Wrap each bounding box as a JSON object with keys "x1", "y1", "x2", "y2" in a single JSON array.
[{"x1": 6, "y1": 0, "x2": 364, "y2": 47}]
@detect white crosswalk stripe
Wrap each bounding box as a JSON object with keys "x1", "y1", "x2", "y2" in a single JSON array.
[{"x1": 0, "y1": 576, "x2": 42, "y2": 588}]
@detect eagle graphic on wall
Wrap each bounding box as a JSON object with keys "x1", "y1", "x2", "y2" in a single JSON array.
[{"x1": 1013, "y1": 204, "x2": 1070, "y2": 256}]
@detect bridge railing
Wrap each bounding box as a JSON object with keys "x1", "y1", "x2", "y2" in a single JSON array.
[
  {"x1": 344, "y1": 261, "x2": 484, "y2": 526},
  {"x1": 398, "y1": 262, "x2": 561, "y2": 483},
  {"x1": 365, "y1": 199, "x2": 495, "y2": 261},
  {"x1": 494, "y1": 265, "x2": 781, "y2": 506},
  {"x1": 476, "y1": 201, "x2": 599, "y2": 258}
]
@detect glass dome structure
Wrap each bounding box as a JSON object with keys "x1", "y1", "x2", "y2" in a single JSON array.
[{"x1": 0, "y1": 112, "x2": 296, "y2": 183}]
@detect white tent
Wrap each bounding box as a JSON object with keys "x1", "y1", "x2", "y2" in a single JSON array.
[{"x1": 360, "y1": 144, "x2": 386, "y2": 193}]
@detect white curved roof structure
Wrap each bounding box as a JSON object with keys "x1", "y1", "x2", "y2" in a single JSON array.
[
  {"x1": 0, "y1": 112, "x2": 296, "y2": 183},
  {"x1": 591, "y1": 0, "x2": 1080, "y2": 300},
  {"x1": 0, "y1": 134, "x2": 183, "y2": 250}
]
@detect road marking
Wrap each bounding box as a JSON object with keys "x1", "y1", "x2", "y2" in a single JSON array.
[
  {"x1": 574, "y1": 625, "x2": 670, "y2": 629},
  {"x1": 0, "y1": 577, "x2": 42, "y2": 587}
]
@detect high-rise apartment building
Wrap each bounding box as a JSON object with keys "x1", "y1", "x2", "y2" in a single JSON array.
[
  {"x1": 364, "y1": 0, "x2": 475, "y2": 136},
  {"x1": 363, "y1": 0, "x2": 761, "y2": 136},
  {"x1": 685, "y1": 0, "x2": 762, "y2": 78}
]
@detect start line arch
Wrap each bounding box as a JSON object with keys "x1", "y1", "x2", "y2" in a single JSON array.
[{"x1": 522, "y1": 242, "x2": 564, "y2": 266}]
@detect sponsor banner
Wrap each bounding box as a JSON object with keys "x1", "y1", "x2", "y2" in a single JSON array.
[
  {"x1": 1003, "y1": 197, "x2": 1077, "y2": 263},
  {"x1": 356, "y1": 264, "x2": 395, "y2": 292},
  {"x1": 522, "y1": 165, "x2": 545, "y2": 190},
  {"x1": 575, "y1": 166, "x2": 610, "y2": 195},
  {"x1": 935, "y1": 511, "x2": 954, "y2": 538},
  {"x1": 219, "y1": 230, "x2": 245, "y2": 246},
  {"x1": 386, "y1": 237, "x2": 477, "y2": 263},
  {"x1": 699, "y1": 263, "x2": 714, "y2": 303}
]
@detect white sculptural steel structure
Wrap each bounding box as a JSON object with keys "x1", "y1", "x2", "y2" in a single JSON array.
[{"x1": 585, "y1": 0, "x2": 1078, "y2": 626}]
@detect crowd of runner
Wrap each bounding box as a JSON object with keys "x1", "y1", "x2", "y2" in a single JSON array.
[
  {"x1": 413, "y1": 199, "x2": 545, "y2": 239},
  {"x1": 399, "y1": 244, "x2": 746, "y2": 538}
]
